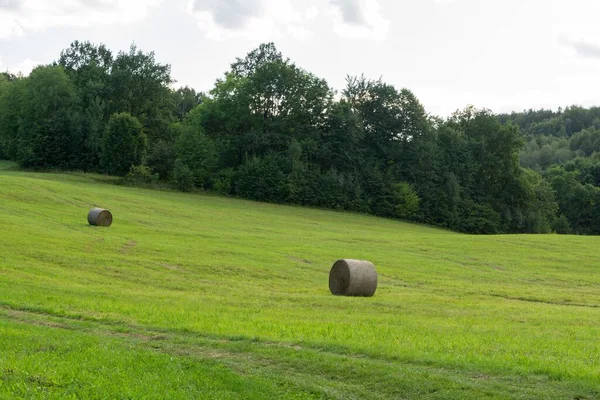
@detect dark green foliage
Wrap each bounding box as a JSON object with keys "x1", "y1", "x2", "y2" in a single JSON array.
[
  {"x1": 59, "y1": 40, "x2": 113, "y2": 72},
  {"x1": 3, "y1": 41, "x2": 599, "y2": 234},
  {"x1": 213, "y1": 168, "x2": 235, "y2": 195},
  {"x1": 0, "y1": 75, "x2": 24, "y2": 160},
  {"x1": 231, "y1": 42, "x2": 283, "y2": 78},
  {"x1": 174, "y1": 113, "x2": 217, "y2": 189},
  {"x1": 393, "y1": 182, "x2": 420, "y2": 219},
  {"x1": 11, "y1": 66, "x2": 81, "y2": 169},
  {"x1": 147, "y1": 140, "x2": 176, "y2": 180},
  {"x1": 58, "y1": 41, "x2": 113, "y2": 171},
  {"x1": 109, "y1": 44, "x2": 175, "y2": 143},
  {"x1": 173, "y1": 86, "x2": 203, "y2": 121},
  {"x1": 525, "y1": 170, "x2": 557, "y2": 233},
  {"x1": 173, "y1": 159, "x2": 194, "y2": 192},
  {"x1": 312, "y1": 169, "x2": 364, "y2": 211},
  {"x1": 504, "y1": 106, "x2": 600, "y2": 234},
  {"x1": 0, "y1": 72, "x2": 18, "y2": 82},
  {"x1": 101, "y1": 113, "x2": 146, "y2": 176},
  {"x1": 403, "y1": 107, "x2": 549, "y2": 234},
  {"x1": 124, "y1": 165, "x2": 159, "y2": 186},
  {"x1": 544, "y1": 166, "x2": 600, "y2": 234},
  {"x1": 459, "y1": 201, "x2": 501, "y2": 234},
  {"x1": 552, "y1": 215, "x2": 572, "y2": 234},
  {"x1": 235, "y1": 155, "x2": 289, "y2": 202}
]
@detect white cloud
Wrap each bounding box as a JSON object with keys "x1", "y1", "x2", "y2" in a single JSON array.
[
  {"x1": 187, "y1": 0, "x2": 388, "y2": 41},
  {"x1": 0, "y1": 56, "x2": 39, "y2": 76},
  {"x1": 287, "y1": 25, "x2": 312, "y2": 41},
  {"x1": 559, "y1": 35, "x2": 600, "y2": 59},
  {"x1": 8, "y1": 58, "x2": 39, "y2": 76},
  {"x1": 305, "y1": 5, "x2": 318, "y2": 20},
  {"x1": 188, "y1": 0, "x2": 319, "y2": 41},
  {"x1": 328, "y1": 0, "x2": 389, "y2": 40},
  {"x1": 0, "y1": 0, "x2": 163, "y2": 39},
  {"x1": 552, "y1": 0, "x2": 600, "y2": 45}
]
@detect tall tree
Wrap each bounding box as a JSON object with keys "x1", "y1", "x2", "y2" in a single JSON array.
[
  {"x1": 200, "y1": 45, "x2": 332, "y2": 167},
  {"x1": 174, "y1": 107, "x2": 217, "y2": 188},
  {"x1": 231, "y1": 42, "x2": 283, "y2": 77},
  {"x1": 58, "y1": 40, "x2": 114, "y2": 170},
  {"x1": 172, "y1": 86, "x2": 203, "y2": 121},
  {"x1": 15, "y1": 66, "x2": 81, "y2": 169},
  {"x1": 344, "y1": 76, "x2": 429, "y2": 165},
  {"x1": 0, "y1": 74, "x2": 25, "y2": 159},
  {"x1": 110, "y1": 44, "x2": 175, "y2": 142},
  {"x1": 101, "y1": 112, "x2": 146, "y2": 176},
  {"x1": 445, "y1": 107, "x2": 527, "y2": 231}
]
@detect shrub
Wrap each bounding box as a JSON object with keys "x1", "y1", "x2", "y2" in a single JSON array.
[
  {"x1": 124, "y1": 165, "x2": 159, "y2": 186},
  {"x1": 175, "y1": 127, "x2": 217, "y2": 188},
  {"x1": 393, "y1": 182, "x2": 420, "y2": 219},
  {"x1": 235, "y1": 155, "x2": 289, "y2": 202},
  {"x1": 213, "y1": 168, "x2": 235, "y2": 195},
  {"x1": 552, "y1": 214, "x2": 573, "y2": 234},
  {"x1": 101, "y1": 113, "x2": 146, "y2": 176},
  {"x1": 458, "y1": 201, "x2": 501, "y2": 234},
  {"x1": 146, "y1": 140, "x2": 175, "y2": 181},
  {"x1": 173, "y1": 159, "x2": 194, "y2": 192}
]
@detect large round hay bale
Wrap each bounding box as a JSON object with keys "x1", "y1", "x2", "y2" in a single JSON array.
[
  {"x1": 329, "y1": 259, "x2": 377, "y2": 297},
  {"x1": 87, "y1": 208, "x2": 113, "y2": 227}
]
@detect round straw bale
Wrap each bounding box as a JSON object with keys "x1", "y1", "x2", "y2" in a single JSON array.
[
  {"x1": 87, "y1": 208, "x2": 113, "y2": 227},
  {"x1": 329, "y1": 259, "x2": 377, "y2": 297}
]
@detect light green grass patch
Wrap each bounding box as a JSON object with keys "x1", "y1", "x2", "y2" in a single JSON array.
[{"x1": 0, "y1": 169, "x2": 599, "y2": 399}]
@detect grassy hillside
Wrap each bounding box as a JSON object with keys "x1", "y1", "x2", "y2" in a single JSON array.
[{"x1": 0, "y1": 167, "x2": 599, "y2": 399}]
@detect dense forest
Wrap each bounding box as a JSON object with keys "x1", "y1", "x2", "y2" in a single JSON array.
[
  {"x1": 498, "y1": 107, "x2": 600, "y2": 234},
  {"x1": 0, "y1": 41, "x2": 598, "y2": 235}
]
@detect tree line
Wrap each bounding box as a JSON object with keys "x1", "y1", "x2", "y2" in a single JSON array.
[
  {"x1": 0, "y1": 41, "x2": 595, "y2": 234},
  {"x1": 500, "y1": 108, "x2": 600, "y2": 234}
]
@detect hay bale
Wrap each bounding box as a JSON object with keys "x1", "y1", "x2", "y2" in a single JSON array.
[
  {"x1": 87, "y1": 208, "x2": 113, "y2": 227},
  {"x1": 329, "y1": 259, "x2": 377, "y2": 297}
]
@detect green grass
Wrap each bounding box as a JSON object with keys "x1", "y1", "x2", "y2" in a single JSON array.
[{"x1": 0, "y1": 168, "x2": 599, "y2": 399}]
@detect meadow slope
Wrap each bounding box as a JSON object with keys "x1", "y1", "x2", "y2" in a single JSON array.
[{"x1": 0, "y1": 164, "x2": 599, "y2": 399}]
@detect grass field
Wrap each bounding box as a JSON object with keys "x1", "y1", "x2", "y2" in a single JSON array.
[{"x1": 0, "y1": 162, "x2": 599, "y2": 399}]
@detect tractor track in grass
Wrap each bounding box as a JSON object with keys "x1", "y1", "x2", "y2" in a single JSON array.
[
  {"x1": 1, "y1": 303, "x2": 600, "y2": 400},
  {"x1": 487, "y1": 293, "x2": 600, "y2": 309}
]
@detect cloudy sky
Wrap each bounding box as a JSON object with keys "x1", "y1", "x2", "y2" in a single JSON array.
[{"x1": 1, "y1": 0, "x2": 599, "y2": 116}]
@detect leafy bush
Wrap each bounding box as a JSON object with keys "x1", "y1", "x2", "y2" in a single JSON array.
[
  {"x1": 173, "y1": 159, "x2": 194, "y2": 192},
  {"x1": 174, "y1": 125, "x2": 216, "y2": 188},
  {"x1": 458, "y1": 201, "x2": 501, "y2": 234},
  {"x1": 101, "y1": 113, "x2": 146, "y2": 176},
  {"x1": 235, "y1": 155, "x2": 288, "y2": 202},
  {"x1": 552, "y1": 215, "x2": 572, "y2": 234},
  {"x1": 213, "y1": 168, "x2": 235, "y2": 195},
  {"x1": 393, "y1": 182, "x2": 420, "y2": 219},
  {"x1": 124, "y1": 165, "x2": 159, "y2": 186},
  {"x1": 146, "y1": 140, "x2": 175, "y2": 181}
]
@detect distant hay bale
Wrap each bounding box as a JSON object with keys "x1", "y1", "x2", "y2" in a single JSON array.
[
  {"x1": 329, "y1": 259, "x2": 377, "y2": 297},
  {"x1": 87, "y1": 208, "x2": 113, "y2": 227}
]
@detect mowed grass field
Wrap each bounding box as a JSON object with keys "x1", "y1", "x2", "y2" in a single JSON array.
[{"x1": 0, "y1": 161, "x2": 599, "y2": 399}]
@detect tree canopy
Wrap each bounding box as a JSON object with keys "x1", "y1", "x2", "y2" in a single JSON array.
[{"x1": 1, "y1": 41, "x2": 598, "y2": 234}]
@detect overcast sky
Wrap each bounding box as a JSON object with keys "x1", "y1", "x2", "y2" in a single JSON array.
[{"x1": 1, "y1": 0, "x2": 599, "y2": 116}]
